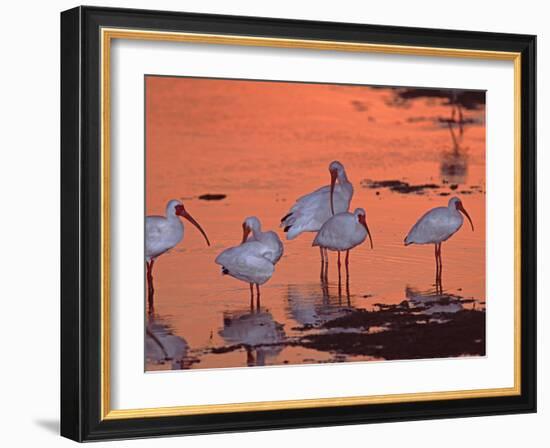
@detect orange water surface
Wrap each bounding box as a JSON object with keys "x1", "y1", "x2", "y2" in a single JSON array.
[{"x1": 144, "y1": 76, "x2": 486, "y2": 371}]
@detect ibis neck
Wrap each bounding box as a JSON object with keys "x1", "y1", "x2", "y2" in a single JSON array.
[
  {"x1": 166, "y1": 207, "x2": 180, "y2": 223},
  {"x1": 338, "y1": 170, "x2": 350, "y2": 186},
  {"x1": 247, "y1": 220, "x2": 262, "y2": 238},
  {"x1": 251, "y1": 227, "x2": 263, "y2": 240}
]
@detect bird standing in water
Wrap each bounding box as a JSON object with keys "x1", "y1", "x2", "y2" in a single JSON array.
[
  {"x1": 145, "y1": 199, "x2": 210, "y2": 313},
  {"x1": 280, "y1": 161, "x2": 354, "y2": 265},
  {"x1": 313, "y1": 208, "x2": 373, "y2": 293},
  {"x1": 404, "y1": 196, "x2": 474, "y2": 291},
  {"x1": 216, "y1": 217, "x2": 282, "y2": 307}
]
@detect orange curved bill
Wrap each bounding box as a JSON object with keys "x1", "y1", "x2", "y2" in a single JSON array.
[
  {"x1": 182, "y1": 211, "x2": 211, "y2": 246},
  {"x1": 359, "y1": 215, "x2": 374, "y2": 249},
  {"x1": 458, "y1": 203, "x2": 474, "y2": 231},
  {"x1": 330, "y1": 169, "x2": 337, "y2": 215},
  {"x1": 241, "y1": 223, "x2": 251, "y2": 244}
]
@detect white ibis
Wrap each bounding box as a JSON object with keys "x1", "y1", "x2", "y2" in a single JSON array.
[
  {"x1": 145, "y1": 199, "x2": 210, "y2": 311},
  {"x1": 404, "y1": 196, "x2": 474, "y2": 285},
  {"x1": 241, "y1": 216, "x2": 284, "y2": 264},
  {"x1": 281, "y1": 161, "x2": 353, "y2": 263},
  {"x1": 215, "y1": 223, "x2": 278, "y2": 303},
  {"x1": 312, "y1": 208, "x2": 373, "y2": 286}
]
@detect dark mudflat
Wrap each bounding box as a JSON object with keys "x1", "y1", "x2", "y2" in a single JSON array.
[
  {"x1": 298, "y1": 299, "x2": 485, "y2": 360},
  {"x1": 362, "y1": 179, "x2": 440, "y2": 194}
]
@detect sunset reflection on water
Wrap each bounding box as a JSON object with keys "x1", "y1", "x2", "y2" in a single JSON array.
[{"x1": 145, "y1": 77, "x2": 486, "y2": 371}]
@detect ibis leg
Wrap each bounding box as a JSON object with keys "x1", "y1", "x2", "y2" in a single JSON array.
[
  {"x1": 436, "y1": 244, "x2": 439, "y2": 291},
  {"x1": 320, "y1": 247, "x2": 325, "y2": 280},
  {"x1": 435, "y1": 244, "x2": 440, "y2": 294},
  {"x1": 323, "y1": 248, "x2": 329, "y2": 282},
  {"x1": 434, "y1": 243, "x2": 443, "y2": 293},
  {"x1": 440, "y1": 244, "x2": 443, "y2": 293},
  {"x1": 256, "y1": 284, "x2": 261, "y2": 309},
  {"x1": 337, "y1": 251, "x2": 342, "y2": 298},
  {"x1": 146, "y1": 259, "x2": 155, "y2": 316},
  {"x1": 345, "y1": 250, "x2": 351, "y2": 304},
  {"x1": 320, "y1": 248, "x2": 329, "y2": 294}
]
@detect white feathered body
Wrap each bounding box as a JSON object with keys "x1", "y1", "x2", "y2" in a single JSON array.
[
  {"x1": 249, "y1": 230, "x2": 284, "y2": 264},
  {"x1": 282, "y1": 183, "x2": 353, "y2": 240},
  {"x1": 313, "y1": 211, "x2": 367, "y2": 251},
  {"x1": 405, "y1": 207, "x2": 463, "y2": 245},
  {"x1": 215, "y1": 241, "x2": 275, "y2": 285},
  {"x1": 145, "y1": 215, "x2": 184, "y2": 261}
]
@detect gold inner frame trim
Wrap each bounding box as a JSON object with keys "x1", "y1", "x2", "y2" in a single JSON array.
[{"x1": 100, "y1": 27, "x2": 522, "y2": 421}]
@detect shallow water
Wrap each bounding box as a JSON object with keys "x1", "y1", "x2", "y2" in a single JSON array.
[{"x1": 144, "y1": 77, "x2": 486, "y2": 371}]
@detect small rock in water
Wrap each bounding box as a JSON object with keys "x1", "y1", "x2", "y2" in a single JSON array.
[{"x1": 198, "y1": 193, "x2": 227, "y2": 201}]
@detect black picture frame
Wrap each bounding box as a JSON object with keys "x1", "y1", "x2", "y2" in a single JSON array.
[{"x1": 61, "y1": 5, "x2": 536, "y2": 442}]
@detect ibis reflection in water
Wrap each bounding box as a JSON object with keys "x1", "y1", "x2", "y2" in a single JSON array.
[
  {"x1": 286, "y1": 283, "x2": 353, "y2": 328},
  {"x1": 219, "y1": 308, "x2": 285, "y2": 367},
  {"x1": 440, "y1": 93, "x2": 470, "y2": 185},
  {"x1": 405, "y1": 286, "x2": 464, "y2": 316},
  {"x1": 146, "y1": 316, "x2": 190, "y2": 370}
]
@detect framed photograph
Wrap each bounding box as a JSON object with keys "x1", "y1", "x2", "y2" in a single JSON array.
[{"x1": 61, "y1": 6, "x2": 536, "y2": 441}]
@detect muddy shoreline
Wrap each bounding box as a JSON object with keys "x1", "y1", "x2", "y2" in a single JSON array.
[{"x1": 149, "y1": 295, "x2": 486, "y2": 368}]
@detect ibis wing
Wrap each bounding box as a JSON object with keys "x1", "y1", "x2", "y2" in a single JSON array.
[
  {"x1": 282, "y1": 185, "x2": 330, "y2": 229},
  {"x1": 265, "y1": 231, "x2": 284, "y2": 264},
  {"x1": 215, "y1": 242, "x2": 275, "y2": 284},
  {"x1": 313, "y1": 213, "x2": 351, "y2": 248},
  {"x1": 405, "y1": 207, "x2": 460, "y2": 244},
  {"x1": 145, "y1": 216, "x2": 170, "y2": 258},
  {"x1": 282, "y1": 185, "x2": 351, "y2": 238},
  {"x1": 293, "y1": 184, "x2": 330, "y2": 206}
]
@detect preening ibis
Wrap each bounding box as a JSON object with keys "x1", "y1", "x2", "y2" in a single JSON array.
[
  {"x1": 281, "y1": 161, "x2": 353, "y2": 240},
  {"x1": 241, "y1": 216, "x2": 284, "y2": 264},
  {"x1": 216, "y1": 217, "x2": 282, "y2": 304},
  {"x1": 281, "y1": 161, "x2": 354, "y2": 266}
]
